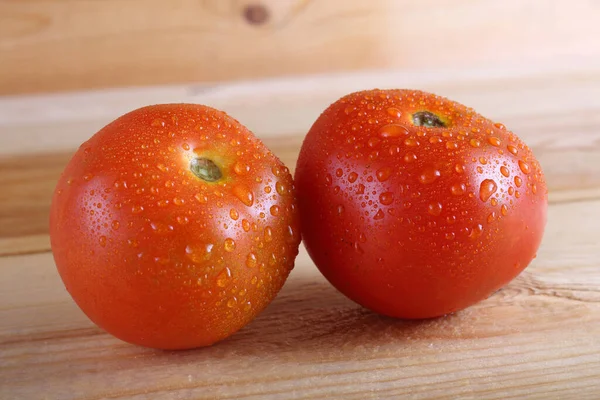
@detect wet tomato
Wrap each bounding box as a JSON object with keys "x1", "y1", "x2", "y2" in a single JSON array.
[
  {"x1": 295, "y1": 90, "x2": 547, "y2": 318},
  {"x1": 50, "y1": 104, "x2": 301, "y2": 349}
]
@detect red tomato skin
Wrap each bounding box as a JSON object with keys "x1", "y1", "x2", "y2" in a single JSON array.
[
  {"x1": 295, "y1": 90, "x2": 547, "y2": 319},
  {"x1": 50, "y1": 104, "x2": 300, "y2": 349}
]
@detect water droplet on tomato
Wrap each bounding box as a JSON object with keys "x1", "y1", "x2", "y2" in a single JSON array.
[
  {"x1": 234, "y1": 162, "x2": 250, "y2": 175},
  {"x1": 479, "y1": 157, "x2": 488, "y2": 165},
  {"x1": 387, "y1": 107, "x2": 402, "y2": 118},
  {"x1": 233, "y1": 186, "x2": 254, "y2": 206},
  {"x1": 500, "y1": 166, "x2": 510, "y2": 177},
  {"x1": 469, "y1": 139, "x2": 481, "y2": 148},
  {"x1": 224, "y1": 238, "x2": 236, "y2": 252},
  {"x1": 428, "y1": 202, "x2": 443, "y2": 216},
  {"x1": 242, "y1": 219, "x2": 251, "y2": 232},
  {"x1": 518, "y1": 160, "x2": 531, "y2": 174},
  {"x1": 404, "y1": 152, "x2": 417, "y2": 163},
  {"x1": 450, "y1": 183, "x2": 466, "y2": 196},
  {"x1": 445, "y1": 232, "x2": 455, "y2": 240},
  {"x1": 264, "y1": 227, "x2": 273, "y2": 242},
  {"x1": 376, "y1": 166, "x2": 392, "y2": 182},
  {"x1": 501, "y1": 204, "x2": 508, "y2": 216},
  {"x1": 348, "y1": 172, "x2": 358, "y2": 183},
  {"x1": 131, "y1": 205, "x2": 144, "y2": 214},
  {"x1": 454, "y1": 164, "x2": 465, "y2": 174},
  {"x1": 373, "y1": 209, "x2": 385, "y2": 220},
  {"x1": 270, "y1": 205, "x2": 280, "y2": 216},
  {"x1": 507, "y1": 145, "x2": 518, "y2": 155},
  {"x1": 216, "y1": 267, "x2": 232, "y2": 287},
  {"x1": 446, "y1": 141, "x2": 458, "y2": 150},
  {"x1": 176, "y1": 216, "x2": 189, "y2": 225},
  {"x1": 379, "y1": 192, "x2": 394, "y2": 205},
  {"x1": 98, "y1": 236, "x2": 107, "y2": 247},
  {"x1": 488, "y1": 137, "x2": 501, "y2": 146},
  {"x1": 514, "y1": 176, "x2": 523, "y2": 187},
  {"x1": 479, "y1": 179, "x2": 498, "y2": 202},
  {"x1": 111, "y1": 220, "x2": 120, "y2": 230},
  {"x1": 379, "y1": 124, "x2": 409, "y2": 138},
  {"x1": 230, "y1": 208, "x2": 240, "y2": 220},
  {"x1": 419, "y1": 167, "x2": 441, "y2": 184},
  {"x1": 487, "y1": 211, "x2": 497, "y2": 223},
  {"x1": 276, "y1": 181, "x2": 287, "y2": 196}
]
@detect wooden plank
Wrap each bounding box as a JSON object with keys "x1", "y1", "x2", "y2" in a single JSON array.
[
  {"x1": 1, "y1": 198, "x2": 599, "y2": 399},
  {"x1": 1, "y1": 0, "x2": 600, "y2": 94}
]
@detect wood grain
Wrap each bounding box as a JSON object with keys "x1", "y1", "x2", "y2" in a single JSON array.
[
  {"x1": 1, "y1": 65, "x2": 600, "y2": 399},
  {"x1": 1, "y1": 0, "x2": 600, "y2": 95}
]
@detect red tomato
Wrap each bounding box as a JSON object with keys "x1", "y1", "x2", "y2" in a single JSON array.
[
  {"x1": 295, "y1": 90, "x2": 547, "y2": 319},
  {"x1": 50, "y1": 104, "x2": 300, "y2": 349}
]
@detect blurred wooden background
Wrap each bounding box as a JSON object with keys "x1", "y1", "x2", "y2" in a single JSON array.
[{"x1": 1, "y1": 0, "x2": 600, "y2": 94}]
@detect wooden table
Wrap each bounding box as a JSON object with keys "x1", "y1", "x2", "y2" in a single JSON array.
[{"x1": 1, "y1": 64, "x2": 600, "y2": 399}]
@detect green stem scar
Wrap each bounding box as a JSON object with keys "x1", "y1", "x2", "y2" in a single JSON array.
[
  {"x1": 412, "y1": 111, "x2": 446, "y2": 128},
  {"x1": 190, "y1": 158, "x2": 222, "y2": 182}
]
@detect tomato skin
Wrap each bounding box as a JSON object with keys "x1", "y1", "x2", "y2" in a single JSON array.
[
  {"x1": 295, "y1": 90, "x2": 547, "y2": 319},
  {"x1": 50, "y1": 104, "x2": 300, "y2": 349}
]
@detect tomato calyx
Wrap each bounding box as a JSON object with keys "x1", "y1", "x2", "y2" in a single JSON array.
[
  {"x1": 412, "y1": 111, "x2": 447, "y2": 128},
  {"x1": 190, "y1": 157, "x2": 223, "y2": 182}
]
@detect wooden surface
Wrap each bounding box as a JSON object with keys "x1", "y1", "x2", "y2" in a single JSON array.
[
  {"x1": 1, "y1": 63, "x2": 600, "y2": 399},
  {"x1": 2, "y1": 0, "x2": 600, "y2": 95}
]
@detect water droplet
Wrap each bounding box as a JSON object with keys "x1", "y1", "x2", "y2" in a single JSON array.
[
  {"x1": 494, "y1": 122, "x2": 506, "y2": 130},
  {"x1": 491, "y1": 198, "x2": 498, "y2": 207},
  {"x1": 379, "y1": 192, "x2": 394, "y2": 205},
  {"x1": 451, "y1": 183, "x2": 466, "y2": 196},
  {"x1": 479, "y1": 179, "x2": 498, "y2": 202},
  {"x1": 151, "y1": 118, "x2": 166, "y2": 127},
  {"x1": 233, "y1": 185, "x2": 254, "y2": 206},
  {"x1": 83, "y1": 174, "x2": 93, "y2": 181},
  {"x1": 469, "y1": 224, "x2": 484, "y2": 239},
  {"x1": 401, "y1": 133, "x2": 420, "y2": 146},
  {"x1": 336, "y1": 204, "x2": 345, "y2": 215},
  {"x1": 487, "y1": 211, "x2": 497, "y2": 223},
  {"x1": 376, "y1": 166, "x2": 392, "y2": 182},
  {"x1": 224, "y1": 238, "x2": 236, "y2": 252},
  {"x1": 501, "y1": 204, "x2": 508, "y2": 216},
  {"x1": 532, "y1": 183, "x2": 538, "y2": 194},
  {"x1": 150, "y1": 221, "x2": 174, "y2": 234},
  {"x1": 269, "y1": 205, "x2": 280, "y2": 216},
  {"x1": 356, "y1": 184, "x2": 365, "y2": 194},
  {"x1": 515, "y1": 190, "x2": 521, "y2": 198},
  {"x1": 195, "y1": 193, "x2": 208, "y2": 203},
  {"x1": 387, "y1": 107, "x2": 402, "y2": 118},
  {"x1": 348, "y1": 172, "x2": 358, "y2": 183},
  {"x1": 514, "y1": 176, "x2": 523, "y2": 187},
  {"x1": 507, "y1": 145, "x2": 518, "y2": 155},
  {"x1": 404, "y1": 152, "x2": 417, "y2": 163},
  {"x1": 177, "y1": 216, "x2": 189, "y2": 225},
  {"x1": 428, "y1": 202, "x2": 443, "y2": 216},
  {"x1": 157, "y1": 199, "x2": 169, "y2": 207},
  {"x1": 131, "y1": 205, "x2": 144, "y2": 214},
  {"x1": 234, "y1": 162, "x2": 250, "y2": 175},
  {"x1": 111, "y1": 220, "x2": 120, "y2": 230},
  {"x1": 445, "y1": 232, "x2": 455, "y2": 240},
  {"x1": 216, "y1": 267, "x2": 232, "y2": 287},
  {"x1": 373, "y1": 209, "x2": 385, "y2": 220},
  {"x1": 476, "y1": 166, "x2": 484, "y2": 174},
  {"x1": 454, "y1": 164, "x2": 465, "y2": 174},
  {"x1": 251, "y1": 276, "x2": 258, "y2": 285},
  {"x1": 243, "y1": 251, "x2": 257, "y2": 268},
  {"x1": 230, "y1": 209, "x2": 240, "y2": 220},
  {"x1": 264, "y1": 226, "x2": 273, "y2": 242},
  {"x1": 173, "y1": 197, "x2": 184, "y2": 206},
  {"x1": 276, "y1": 181, "x2": 287, "y2": 196},
  {"x1": 488, "y1": 137, "x2": 501, "y2": 146},
  {"x1": 500, "y1": 166, "x2": 510, "y2": 177},
  {"x1": 379, "y1": 124, "x2": 409, "y2": 138},
  {"x1": 99, "y1": 236, "x2": 107, "y2": 247},
  {"x1": 242, "y1": 219, "x2": 251, "y2": 232},
  {"x1": 469, "y1": 139, "x2": 481, "y2": 148},
  {"x1": 419, "y1": 167, "x2": 441, "y2": 184},
  {"x1": 428, "y1": 136, "x2": 441, "y2": 144},
  {"x1": 446, "y1": 141, "x2": 458, "y2": 150},
  {"x1": 518, "y1": 160, "x2": 531, "y2": 174},
  {"x1": 479, "y1": 157, "x2": 488, "y2": 165}
]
